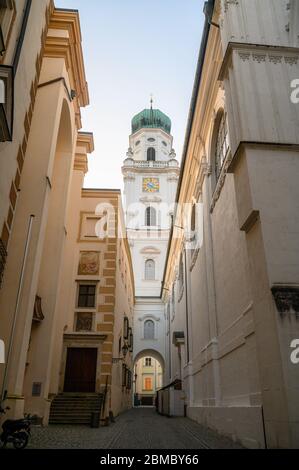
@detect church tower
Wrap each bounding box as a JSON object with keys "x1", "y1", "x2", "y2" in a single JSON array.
[
  {"x1": 122, "y1": 102, "x2": 180, "y2": 297},
  {"x1": 122, "y1": 102, "x2": 180, "y2": 376}
]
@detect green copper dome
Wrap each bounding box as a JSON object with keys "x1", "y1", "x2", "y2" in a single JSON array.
[{"x1": 131, "y1": 108, "x2": 171, "y2": 135}]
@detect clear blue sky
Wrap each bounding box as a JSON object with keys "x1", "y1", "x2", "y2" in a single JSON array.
[{"x1": 56, "y1": 0, "x2": 206, "y2": 189}]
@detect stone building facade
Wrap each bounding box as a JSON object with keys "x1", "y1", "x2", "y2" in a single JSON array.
[
  {"x1": 162, "y1": 0, "x2": 299, "y2": 449},
  {"x1": 0, "y1": 3, "x2": 135, "y2": 426}
]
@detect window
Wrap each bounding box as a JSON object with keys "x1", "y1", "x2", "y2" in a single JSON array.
[
  {"x1": 122, "y1": 364, "x2": 127, "y2": 387},
  {"x1": 144, "y1": 378, "x2": 152, "y2": 391},
  {"x1": 128, "y1": 328, "x2": 133, "y2": 352},
  {"x1": 78, "y1": 285, "x2": 96, "y2": 308},
  {"x1": 0, "y1": 0, "x2": 15, "y2": 55},
  {"x1": 178, "y1": 253, "x2": 184, "y2": 294},
  {"x1": 145, "y1": 259, "x2": 155, "y2": 281},
  {"x1": 148, "y1": 138, "x2": 155, "y2": 142},
  {"x1": 191, "y1": 204, "x2": 196, "y2": 235},
  {"x1": 215, "y1": 112, "x2": 229, "y2": 181},
  {"x1": 145, "y1": 206, "x2": 156, "y2": 226},
  {"x1": 144, "y1": 320, "x2": 155, "y2": 340},
  {"x1": 0, "y1": 65, "x2": 13, "y2": 141},
  {"x1": 123, "y1": 316, "x2": 129, "y2": 340},
  {"x1": 145, "y1": 358, "x2": 152, "y2": 367},
  {"x1": 147, "y1": 147, "x2": 156, "y2": 161},
  {"x1": 127, "y1": 369, "x2": 132, "y2": 390}
]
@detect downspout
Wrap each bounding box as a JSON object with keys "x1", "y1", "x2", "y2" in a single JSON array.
[
  {"x1": 184, "y1": 248, "x2": 190, "y2": 364},
  {"x1": 13, "y1": 0, "x2": 32, "y2": 75},
  {"x1": 1, "y1": 215, "x2": 35, "y2": 405}
]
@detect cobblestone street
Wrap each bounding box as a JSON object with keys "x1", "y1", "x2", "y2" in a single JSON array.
[{"x1": 28, "y1": 408, "x2": 243, "y2": 449}]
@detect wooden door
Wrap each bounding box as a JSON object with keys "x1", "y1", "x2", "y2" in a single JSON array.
[{"x1": 64, "y1": 348, "x2": 97, "y2": 393}]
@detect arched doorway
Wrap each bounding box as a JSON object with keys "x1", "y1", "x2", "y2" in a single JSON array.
[{"x1": 133, "y1": 350, "x2": 165, "y2": 407}]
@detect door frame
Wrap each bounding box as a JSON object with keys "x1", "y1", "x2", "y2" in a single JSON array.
[{"x1": 59, "y1": 333, "x2": 107, "y2": 394}]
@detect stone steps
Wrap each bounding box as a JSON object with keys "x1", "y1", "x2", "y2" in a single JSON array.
[{"x1": 49, "y1": 394, "x2": 104, "y2": 425}]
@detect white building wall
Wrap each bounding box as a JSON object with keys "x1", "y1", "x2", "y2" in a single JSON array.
[{"x1": 122, "y1": 119, "x2": 180, "y2": 374}]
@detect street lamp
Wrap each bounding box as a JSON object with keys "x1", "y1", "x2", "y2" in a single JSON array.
[{"x1": 122, "y1": 343, "x2": 129, "y2": 359}]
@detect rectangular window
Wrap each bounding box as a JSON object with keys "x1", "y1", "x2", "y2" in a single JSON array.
[
  {"x1": 144, "y1": 378, "x2": 152, "y2": 391},
  {"x1": 145, "y1": 358, "x2": 152, "y2": 367},
  {"x1": 126, "y1": 369, "x2": 132, "y2": 390},
  {"x1": 128, "y1": 328, "x2": 133, "y2": 352},
  {"x1": 0, "y1": 65, "x2": 13, "y2": 141},
  {"x1": 122, "y1": 364, "x2": 127, "y2": 387},
  {"x1": 77, "y1": 284, "x2": 96, "y2": 308},
  {"x1": 123, "y1": 316, "x2": 129, "y2": 340},
  {"x1": 0, "y1": 0, "x2": 16, "y2": 54}
]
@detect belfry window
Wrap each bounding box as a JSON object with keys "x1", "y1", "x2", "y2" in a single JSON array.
[
  {"x1": 145, "y1": 259, "x2": 155, "y2": 281},
  {"x1": 215, "y1": 112, "x2": 229, "y2": 181},
  {"x1": 147, "y1": 147, "x2": 156, "y2": 161},
  {"x1": 145, "y1": 206, "x2": 157, "y2": 227}
]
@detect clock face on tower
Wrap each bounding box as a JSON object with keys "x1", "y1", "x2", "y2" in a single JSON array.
[{"x1": 143, "y1": 178, "x2": 160, "y2": 193}]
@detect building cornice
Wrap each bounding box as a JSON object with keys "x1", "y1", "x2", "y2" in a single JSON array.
[
  {"x1": 77, "y1": 132, "x2": 94, "y2": 154},
  {"x1": 44, "y1": 8, "x2": 89, "y2": 110},
  {"x1": 74, "y1": 132, "x2": 94, "y2": 173},
  {"x1": 74, "y1": 154, "x2": 88, "y2": 174},
  {"x1": 81, "y1": 189, "x2": 121, "y2": 199},
  {"x1": 219, "y1": 42, "x2": 299, "y2": 80}
]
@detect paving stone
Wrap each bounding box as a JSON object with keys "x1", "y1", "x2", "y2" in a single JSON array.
[{"x1": 28, "y1": 407, "x2": 244, "y2": 449}]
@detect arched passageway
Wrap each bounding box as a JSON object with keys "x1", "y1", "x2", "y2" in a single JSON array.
[{"x1": 133, "y1": 350, "x2": 165, "y2": 407}]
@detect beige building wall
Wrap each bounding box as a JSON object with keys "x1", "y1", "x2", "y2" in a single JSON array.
[
  {"x1": 0, "y1": 6, "x2": 90, "y2": 423},
  {"x1": 163, "y1": 0, "x2": 299, "y2": 449},
  {"x1": 0, "y1": 0, "x2": 52, "y2": 247}
]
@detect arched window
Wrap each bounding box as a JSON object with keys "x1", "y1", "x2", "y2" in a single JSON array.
[
  {"x1": 215, "y1": 112, "x2": 229, "y2": 181},
  {"x1": 147, "y1": 147, "x2": 156, "y2": 161},
  {"x1": 178, "y1": 252, "x2": 184, "y2": 292},
  {"x1": 144, "y1": 320, "x2": 155, "y2": 340},
  {"x1": 145, "y1": 259, "x2": 155, "y2": 280},
  {"x1": 145, "y1": 206, "x2": 156, "y2": 226}
]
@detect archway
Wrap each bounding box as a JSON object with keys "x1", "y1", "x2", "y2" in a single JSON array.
[{"x1": 133, "y1": 349, "x2": 165, "y2": 407}]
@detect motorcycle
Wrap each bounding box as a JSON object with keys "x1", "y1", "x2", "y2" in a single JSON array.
[{"x1": 0, "y1": 406, "x2": 31, "y2": 450}]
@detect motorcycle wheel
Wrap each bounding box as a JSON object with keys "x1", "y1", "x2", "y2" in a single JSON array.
[{"x1": 13, "y1": 432, "x2": 29, "y2": 450}]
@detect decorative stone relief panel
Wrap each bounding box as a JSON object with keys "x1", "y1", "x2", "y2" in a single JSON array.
[{"x1": 78, "y1": 251, "x2": 100, "y2": 275}]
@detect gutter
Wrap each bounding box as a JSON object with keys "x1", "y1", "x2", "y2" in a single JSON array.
[{"x1": 160, "y1": 0, "x2": 215, "y2": 299}]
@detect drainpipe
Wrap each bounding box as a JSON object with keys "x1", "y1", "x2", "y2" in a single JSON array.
[
  {"x1": 13, "y1": 0, "x2": 32, "y2": 76},
  {"x1": 1, "y1": 215, "x2": 35, "y2": 405},
  {"x1": 184, "y1": 248, "x2": 190, "y2": 364}
]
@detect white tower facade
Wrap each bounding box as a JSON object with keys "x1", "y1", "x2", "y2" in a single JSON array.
[{"x1": 122, "y1": 106, "x2": 180, "y2": 375}]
